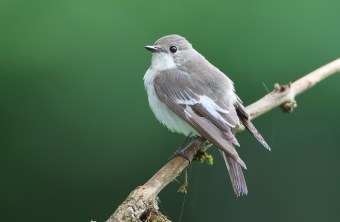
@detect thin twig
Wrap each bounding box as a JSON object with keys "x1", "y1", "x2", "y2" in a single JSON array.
[{"x1": 106, "y1": 58, "x2": 340, "y2": 222}]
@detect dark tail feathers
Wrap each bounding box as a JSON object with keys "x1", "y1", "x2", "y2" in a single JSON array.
[{"x1": 222, "y1": 151, "x2": 248, "y2": 197}]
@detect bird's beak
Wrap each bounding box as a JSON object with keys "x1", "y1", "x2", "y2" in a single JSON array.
[{"x1": 145, "y1": 45, "x2": 161, "y2": 53}]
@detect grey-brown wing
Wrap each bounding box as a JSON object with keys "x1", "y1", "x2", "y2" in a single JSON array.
[
  {"x1": 192, "y1": 103, "x2": 240, "y2": 146},
  {"x1": 153, "y1": 73, "x2": 246, "y2": 169},
  {"x1": 156, "y1": 69, "x2": 240, "y2": 144}
]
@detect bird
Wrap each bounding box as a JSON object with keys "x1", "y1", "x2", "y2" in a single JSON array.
[{"x1": 143, "y1": 34, "x2": 270, "y2": 196}]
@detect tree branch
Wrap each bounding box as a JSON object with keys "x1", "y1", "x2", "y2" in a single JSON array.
[
  {"x1": 106, "y1": 58, "x2": 340, "y2": 222},
  {"x1": 247, "y1": 58, "x2": 340, "y2": 119}
]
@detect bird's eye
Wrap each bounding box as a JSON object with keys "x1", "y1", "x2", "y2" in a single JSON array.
[{"x1": 169, "y1": 46, "x2": 177, "y2": 53}]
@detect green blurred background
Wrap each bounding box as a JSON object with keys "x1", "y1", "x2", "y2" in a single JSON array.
[{"x1": 1, "y1": 0, "x2": 340, "y2": 221}]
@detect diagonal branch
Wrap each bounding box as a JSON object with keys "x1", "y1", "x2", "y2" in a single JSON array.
[
  {"x1": 247, "y1": 58, "x2": 340, "y2": 119},
  {"x1": 107, "y1": 58, "x2": 340, "y2": 222}
]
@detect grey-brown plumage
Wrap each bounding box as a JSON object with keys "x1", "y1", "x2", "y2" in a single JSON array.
[{"x1": 144, "y1": 34, "x2": 270, "y2": 196}]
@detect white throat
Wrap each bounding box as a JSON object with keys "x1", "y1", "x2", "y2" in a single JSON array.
[{"x1": 150, "y1": 53, "x2": 177, "y2": 71}]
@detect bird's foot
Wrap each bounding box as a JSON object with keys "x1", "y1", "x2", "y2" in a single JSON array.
[{"x1": 168, "y1": 133, "x2": 193, "y2": 163}]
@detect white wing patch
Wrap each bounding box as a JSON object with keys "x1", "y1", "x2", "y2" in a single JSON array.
[
  {"x1": 173, "y1": 89, "x2": 196, "y2": 105},
  {"x1": 176, "y1": 92, "x2": 235, "y2": 128}
]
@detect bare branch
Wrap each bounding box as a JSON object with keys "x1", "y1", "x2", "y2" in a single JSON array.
[
  {"x1": 247, "y1": 58, "x2": 340, "y2": 119},
  {"x1": 106, "y1": 58, "x2": 340, "y2": 222}
]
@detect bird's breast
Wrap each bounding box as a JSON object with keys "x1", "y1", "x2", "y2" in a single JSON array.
[{"x1": 143, "y1": 68, "x2": 197, "y2": 136}]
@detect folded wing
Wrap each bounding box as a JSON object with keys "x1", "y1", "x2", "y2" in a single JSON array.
[{"x1": 153, "y1": 71, "x2": 246, "y2": 169}]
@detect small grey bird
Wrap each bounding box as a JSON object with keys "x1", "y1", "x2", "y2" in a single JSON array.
[{"x1": 144, "y1": 34, "x2": 270, "y2": 196}]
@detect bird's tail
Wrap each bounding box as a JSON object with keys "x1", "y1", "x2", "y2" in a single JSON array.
[{"x1": 221, "y1": 151, "x2": 248, "y2": 197}]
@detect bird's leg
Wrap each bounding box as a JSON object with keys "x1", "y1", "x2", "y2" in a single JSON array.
[{"x1": 169, "y1": 133, "x2": 193, "y2": 162}]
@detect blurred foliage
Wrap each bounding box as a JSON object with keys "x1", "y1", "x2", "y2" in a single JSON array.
[{"x1": 0, "y1": 0, "x2": 340, "y2": 221}]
